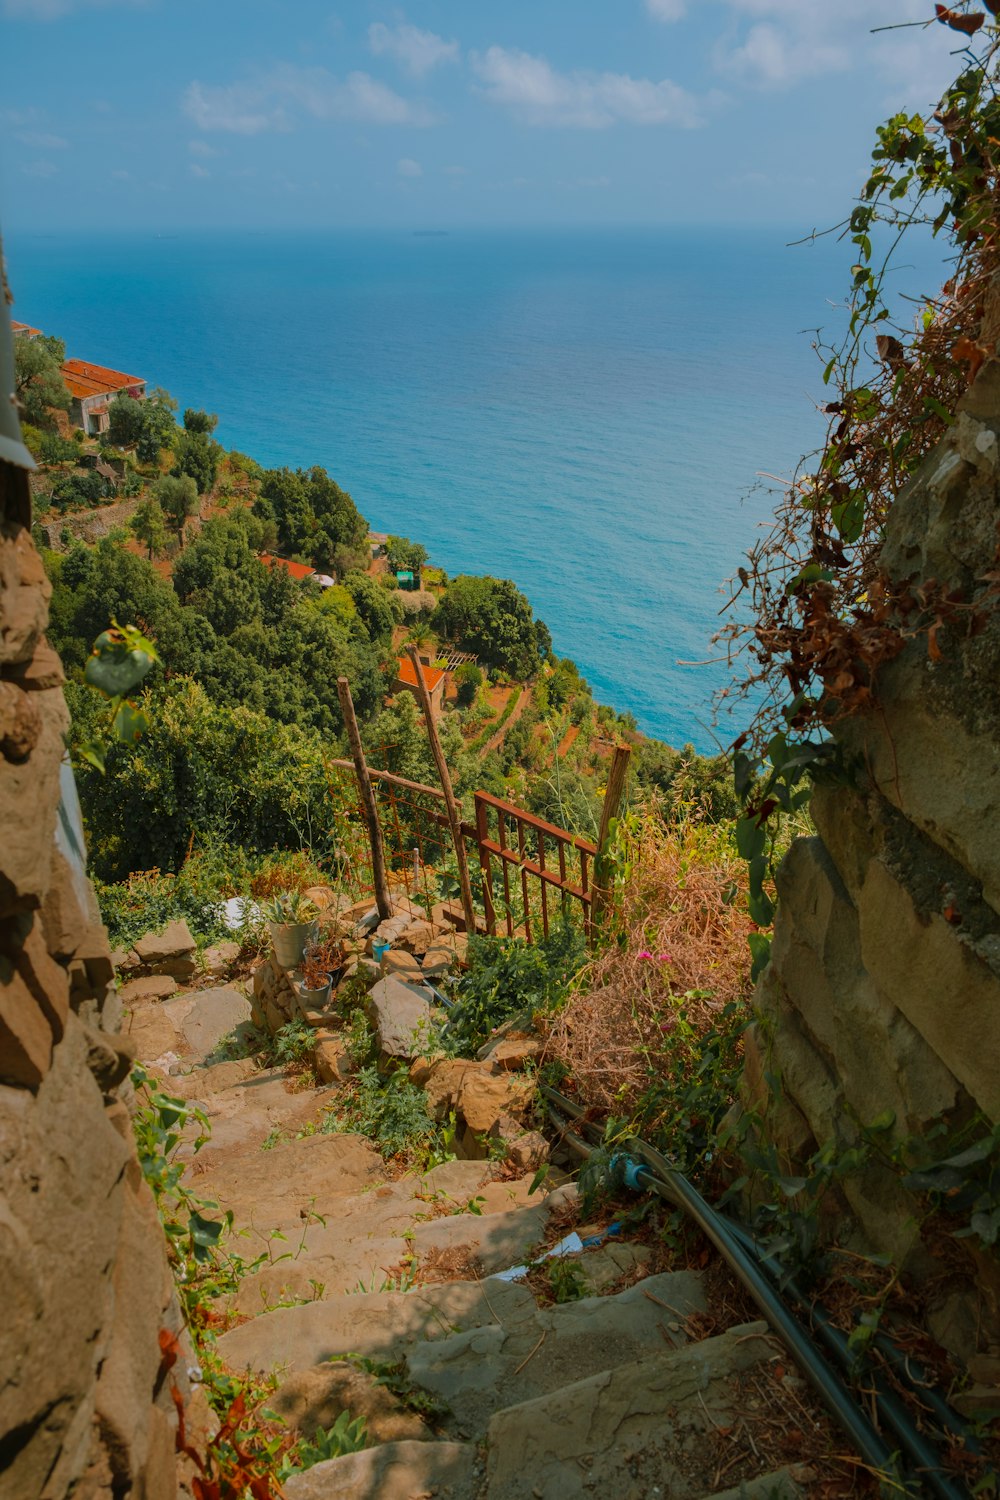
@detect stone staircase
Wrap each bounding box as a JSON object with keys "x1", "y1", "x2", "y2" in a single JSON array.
[{"x1": 124, "y1": 949, "x2": 811, "y2": 1500}]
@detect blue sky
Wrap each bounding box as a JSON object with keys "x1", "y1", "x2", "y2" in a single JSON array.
[{"x1": 1, "y1": 1, "x2": 968, "y2": 231}]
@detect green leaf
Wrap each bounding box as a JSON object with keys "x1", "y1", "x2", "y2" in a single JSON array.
[
  {"x1": 528, "y1": 1163, "x2": 551, "y2": 1196},
  {"x1": 748, "y1": 888, "x2": 775, "y2": 926},
  {"x1": 735, "y1": 816, "x2": 766, "y2": 862},
  {"x1": 112, "y1": 700, "x2": 149, "y2": 746},
  {"x1": 77, "y1": 739, "x2": 107, "y2": 775},
  {"x1": 748, "y1": 931, "x2": 771, "y2": 981}
]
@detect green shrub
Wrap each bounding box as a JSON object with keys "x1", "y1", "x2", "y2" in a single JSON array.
[
  {"x1": 445, "y1": 922, "x2": 585, "y2": 1057},
  {"x1": 325, "y1": 1065, "x2": 437, "y2": 1160}
]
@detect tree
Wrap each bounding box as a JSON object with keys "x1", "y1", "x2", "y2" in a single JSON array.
[
  {"x1": 387, "y1": 535, "x2": 429, "y2": 574},
  {"x1": 173, "y1": 428, "x2": 222, "y2": 494},
  {"x1": 434, "y1": 575, "x2": 545, "y2": 679},
  {"x1": 259, "y1": 465, "x2": 368, "y2": 573},
  {"x1": 14, "y1": 334, "x2": 70, "y2": 428},
  {"x1": 155, "y1": 473, "x2": 199, "y2": 543},
  {"x1": 454, "y1": 662, "x2": 482, "y2": 707},
  {"x1": 182, "y1": 408, "x2": 218, "y2": 435},
  {"x1": 136, "y1": 388, "x2": 179, "y2": 465},
  {"x1": 130, "y1": 497, "x2": 168, "y2": 559},
  {"x1": 107, "y1": 392, "x2": 146, "y2": 449},
  {"x1": 343, "y1": 570, "x2": 401, "y2": 644}
]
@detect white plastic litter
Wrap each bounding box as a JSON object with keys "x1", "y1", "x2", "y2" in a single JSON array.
[
  {"x1": 220, "y1": 897, "x2": 261, "y2": 932},
  {"x1": 492, "y1": 1232, "x2": 584, "y2": 1283}
]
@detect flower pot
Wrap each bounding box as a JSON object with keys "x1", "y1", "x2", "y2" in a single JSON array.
[
  {"x1": 297, "y1": 974, "x2": 333, "y2": 1010},
  {"x1": 269, "y1": 919, "x2": 318, "y2": 970}
]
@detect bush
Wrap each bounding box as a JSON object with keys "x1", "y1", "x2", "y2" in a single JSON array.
[
  {"x1": 454, "y1": 662, "x2": 482, "y2": 707},
  {"x1": 324, "y1": 1065, "x2": 438, "y2": 1160},
  {"x1": 445, "y1": 922, "x2": 585, "y2": 1057}
]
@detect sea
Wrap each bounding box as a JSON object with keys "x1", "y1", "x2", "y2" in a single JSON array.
[{"x1": 4, "y1": 226, "x2": 947, "y2": 751}]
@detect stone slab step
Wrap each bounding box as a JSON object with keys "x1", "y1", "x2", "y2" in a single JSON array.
[
  {"x1": 407, "y1": 1270, "x2": 706, "y2": 1439},
  {"x1": 483, "y1": 1320, "x2": 780, "y2": 1500},
  {"x1": 704, "y1": 1471, "x2": 804, "y2": 1500},
  {"x1": 281, "y1": 1440, "x2": 477, "y2": 1500},
  {"x1": 217, "y1": 1277, "x2": 537, "y2": 1377}
]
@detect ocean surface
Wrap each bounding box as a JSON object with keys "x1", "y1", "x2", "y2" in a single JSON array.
[{"x1": 5, "y1": 227, "x2": 941, "y2": 750}]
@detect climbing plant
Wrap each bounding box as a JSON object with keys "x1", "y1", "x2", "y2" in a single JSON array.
[{"x1": 719, "y1": 8, "x2": 1000, "y2": 968}]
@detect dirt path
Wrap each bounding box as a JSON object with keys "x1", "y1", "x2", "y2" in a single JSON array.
[{"x1": 482, "y1": 684, "x2": 532, "y2": 757}]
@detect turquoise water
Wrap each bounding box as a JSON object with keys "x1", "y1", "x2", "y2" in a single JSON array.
[{"x1": 8, "y1": 227, "x2": 867, "y2": 749}]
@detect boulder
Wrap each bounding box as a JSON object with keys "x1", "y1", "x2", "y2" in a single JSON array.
[
  {"x1": 133, "y1": 920, "x2": 196, "y2": 980},
  {"x1": 457, "y1": 1070, "x2": 534, "y2": 1135},
  {"x1": 381, "y1": 950, "x2": 424, "y2": 982},
  {"x1": 420, "y1": 1058, "x2": 483, "y2": 1120},
  {"x1": 314, "y1": 1032, "x2": 352, "y2": 1085},
  {"x1": 365, "y1": 976, "x2": 435, "y2": 1060},
  {"x1": 487, "y1": 1037, "x2": 542, "y2": 1072},
  {"x1": 507, "y1": 1131, "x2": 550, "y2": 1173},
  {"x1": 201, "y1": 941, "x2": 241, "y2": 978}
]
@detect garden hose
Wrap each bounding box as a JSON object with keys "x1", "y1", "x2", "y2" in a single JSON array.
[{"x1": 540, "y1": 1084, "x2": 981, "y2": 1499}]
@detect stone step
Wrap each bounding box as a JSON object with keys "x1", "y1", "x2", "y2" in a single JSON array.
[
  {"x1": 407, "y1": 1269, "x2": 706, "y2": 1440},
  {"x1": 217, "y1": 1277, "x2": 538, "y2": 1377},
  {"x1": 481, "y1": 1320, "x2": 780, "y2": 1500},
  {"x1": 281, "y1": 1440, "x2": 478, "y2": 1500},
  {"x1": 209, "y1": 1162, "x2": 568, "y2": 1313}
]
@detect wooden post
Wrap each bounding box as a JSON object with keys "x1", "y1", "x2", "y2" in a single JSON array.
[
  {"x1": 337, "y1": 676, "x2": 392, "y2": 921},
  {"x1": 592, "y1": 743, "x2": 631, "y2": 925},
  {"x1": 405, "y1": 645, "x2": 477, "y2": 935}
]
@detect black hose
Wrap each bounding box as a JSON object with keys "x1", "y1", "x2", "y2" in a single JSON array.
[
  {"x1": 545, "y1": 1103, "x2": 907, "y2": 1488},
  {"x1": 540, "y1": 1086, "x2": 986, "y2": 1498}
]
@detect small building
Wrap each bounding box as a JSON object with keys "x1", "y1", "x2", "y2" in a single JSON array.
[
  {"x1": 396, "y1": 569, "x2": 417, "y2": 591},
  {"x1": 11, "y1": 321, "x2": 42, "y2": 339},
  {"x1": 394, "y1": 655, "x2": 445, "y2": 718},
  {"x1": 368, "y1": 531, "x2": 389, "y2": 560},
  {"x1": 60, "y1": 358, "x2": 146, "y2": 436},
  {"x1": 260, "y1": 553, "x2": 317, "y2": 583}
]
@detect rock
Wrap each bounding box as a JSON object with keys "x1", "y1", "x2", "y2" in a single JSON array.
[
  {"x1": 381, "y1": 949, "x2": 424, "y2": 982},
  {"x1": 420, "y1": 943, "x2": 462, "y2": 979},
  {"x1": 366, "y1": 976, "x2": 435, "y2": 1060},
  {"x1": 314, "y1": 1033, "x2": 352, "y2": 1084},
  {"x1": 507, "y1": 1131, "x2": 549, "y2": 1173},
  {"x1": 271, "y1": 1365, "x2": 426, "y2": 1445},
  {"x1": 253, "y1": 954, "x2": 297, "y2": 1031},
  {"x1": 0, "y1": 956, "x2": 54, "y2": 1085},
  {"x1": 133, "y1": 919, "x2": 197, "y2": 980},
  {"x1": 456, "y1": 1070, "x2": 534, "y2": 1135},
  {"x1": 281, "y1": 1441, "x2": 476, "y2": 1500},
  {"x1": 421, "y1": 1058, "x2": 484, "y2": 1121},
  {"x1": 398, "y1": 920, "x2": 436, "y2": 954},
  {"x1": 303, "y1": 886, "x2": 349, "y2": 915},
  {"x1": 488, "y1": 1037, "x2": 542, "y2": 1072},
  {"x1": 119, "y1": 975, "x2": 178, "y2": 1006},
  {"x1": 201, "y1": 941, "x2": 241, "y2": 977},
  {"x1": 162, "y1": 987, "x2": 253, "y2": 1061}
]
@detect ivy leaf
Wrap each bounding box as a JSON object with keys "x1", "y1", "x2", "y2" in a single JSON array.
[
  {"x1": 735, "y1": 816, "x2": 766, "y2": 862},
  {"x1": 113, "y1": 699, "x2": 148, "y2": 746},
  {"x1": 77, "y1": 739, "x2": 107, "y2": 775}
]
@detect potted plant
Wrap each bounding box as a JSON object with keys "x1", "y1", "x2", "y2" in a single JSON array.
[
  {"x1": 297, "y1": 937, "x2": 340, "y2": 1011},
  {"x1": 263, "y1": 890, "x2": 319, "y2": 970}
]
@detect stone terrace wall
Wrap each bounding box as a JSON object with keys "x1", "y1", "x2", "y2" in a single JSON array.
[
  {"x1": 0, "y1": 451, "x2": 180, "y2": 1499},
  {"x1": 744, "y1": 355, "x2": 1000, "y2": 1367}
]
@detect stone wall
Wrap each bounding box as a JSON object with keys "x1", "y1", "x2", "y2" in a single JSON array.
[
  {"x1": 744, "y1": 352, "x2": 1000, "y2": 1365},
  {"x1": 0, "y1": 443, "x2": 181, "y2": 1494}
]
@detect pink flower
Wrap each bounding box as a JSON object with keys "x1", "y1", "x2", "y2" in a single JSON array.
[
  {"x1": 657, "y1": 953, "x2": 673, "y2": 963},
  {"x1": 637, "y1": 950, "x2": 653, "y2": 960}
]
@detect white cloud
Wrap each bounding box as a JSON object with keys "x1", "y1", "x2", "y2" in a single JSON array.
[
  {"x1": 111, "y1": 168, "x2": 129, "y2": 179},
  {"x1": 15, "y1": 130, "x2": 68, "y2": 148},
  {"x1": 471, "y1": 46, "x2": 705, "y2": 129},
  {"x1": 22, "y1": 159, "x2": 58, "y2": 177},
  {"x1": 190, "y1": 162, "x2": 210, "y2": 179},
  {"x1": 182, "y1": 66, "x2": 435, "y2": 134},
  {"x1": 188, "y1": 138, "x2": 220, "y2": 157},
  {"x1": 397, "y1": 156, "x2": 422, "y2": 177},
  {"x1": 369, "y1": 21, "x2": 459, "y2": 76},
  {"x1": 4, "y1": 0, "x2": 144, "y2": 18},
  {"x1": 645, "y1": 0, "x2": 685, "y2": 20},
  {"x1": 714, "y1": 1, "x2": 960, "y2": 99}
]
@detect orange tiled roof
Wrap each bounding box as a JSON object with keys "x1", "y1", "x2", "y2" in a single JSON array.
[
  {"x1": 260, "y1": 553, "x2": 316, "y2": 581},
  {"x1": 397, "y1": 657, "x2": 445, "y2": 693},
  {"x1": 60, "y1": 358, "x2": 145, "y2": 400},
  {"x1": 12, "y1": 320, "x2": 42, "y2": 336}
]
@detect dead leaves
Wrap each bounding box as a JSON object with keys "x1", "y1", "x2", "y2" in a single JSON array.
[{"x1": 935, "y1": 5, "x2": 987, "y2": 35}]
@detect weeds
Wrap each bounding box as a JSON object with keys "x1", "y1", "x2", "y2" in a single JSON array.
[{"x1": 323, "y1": 1064, "x2": 449, "y2": 1164}]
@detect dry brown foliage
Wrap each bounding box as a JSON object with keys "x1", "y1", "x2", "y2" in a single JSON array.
[{"x1": 544, "y1": 812, "x2": 753, "y2": 1116}]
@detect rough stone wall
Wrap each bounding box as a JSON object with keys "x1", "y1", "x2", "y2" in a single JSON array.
[
  {"x1": 745, "y1": 355, "x2": 1000, "y2": 1364},
  {"x1": 0, "y1": 448, "x2": 181, "y2": 1497}
]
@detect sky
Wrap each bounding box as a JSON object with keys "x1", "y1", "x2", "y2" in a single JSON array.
[{"x1": 0, "y1": 1, "x2": 972, "y2": 231}]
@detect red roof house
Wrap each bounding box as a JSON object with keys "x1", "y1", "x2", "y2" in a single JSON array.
[
  {"x1": 61, "y1": 358, "x2": 146, "y2": 435},
  {"x1": 260, "y1": 554, "x2": 317, "y2": 582},
  {"x1": 394, "y1": 656, "x2": 446, "y2": 718}
]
